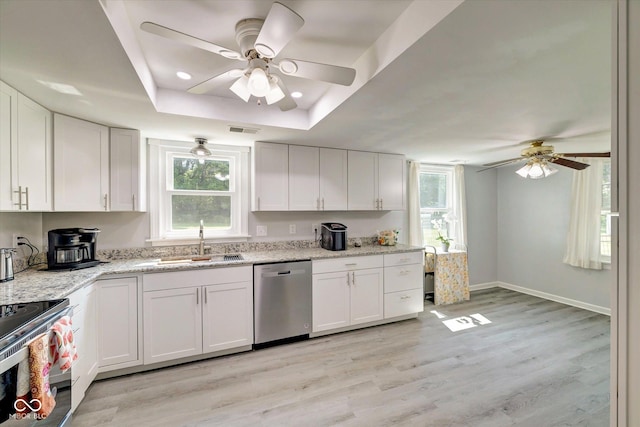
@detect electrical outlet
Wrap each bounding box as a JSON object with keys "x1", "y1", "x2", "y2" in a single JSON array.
[
  {"x1": 312, "y1": 223, "x2": 319, "y2": 234},
  {"x1": 256, "y1": 225, "x2": 267, "y2": 237},
  {"x1": 289, "y1": 224, "x2": 297, "y2": 234},
  {"x1": 12, "y1": 234, "x2": 20, "y2": 249}
]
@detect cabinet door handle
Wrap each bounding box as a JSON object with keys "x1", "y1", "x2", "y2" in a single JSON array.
[
  {"x1": 345, "y1": 263, "x2": 357, "y2": 266},
  {"x1": 132, "y1": 194, "x2": 136, "y2": 211},
  {"x1": 380, "y1": 198, "x2": 383, "y2": 210},
  {"x1": 196, "y1": 288, "x2": 199, "y2": 305},
  {"x1": 347, "y1": 272, "x2": 351, "y2": 286},
  {"x1": 14, "y1": 186, "x2": 23, "y2": 210},
  {"x1": 204, "y1": 288, "x2": 207, "y2": 304},
  {"x1": 24, "y1": 187, "x2": 29, "y2": 210},
  {"x1": 103, "y1": 193, "x2": 108, "y2": 211},
  {"x1": 352, "y1": 271, "x2": 356, "y2": 285}
]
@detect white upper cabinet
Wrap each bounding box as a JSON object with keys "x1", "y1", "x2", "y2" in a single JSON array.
[
  {"x1": 377, "y1": 153, "x2": 406, "y2": 210},
  {"x1": 319, "y1": 148, "x2": 348, "y2": 211},
  {"x1": 253, "y1": 141, "x2": 288, "y2": 211},
  {"x1": 110, "y1": 128, "x2": 144, "y2": 212},
  {"x1": 54, "y1": 114, "x2": 109, "y2": 211},
  {"x1": 0, "y1": 82, "x2": 52, "y2": 211},
  {"x1": 348, "y1": 151, "x2": 405, "y2": 211},
  {"x1": 289, "y1": 145, "x2": 320, "y2": 210},
  {"x1": 289, "y1": 145, "x2": 348, "y2": 211},
  {"x1": 347, "y1": 151, "x2": 379, "y2": 210}
]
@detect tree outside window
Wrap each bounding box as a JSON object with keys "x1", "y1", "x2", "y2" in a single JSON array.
[
  {"x1": 419, "y1": 166, "x2": 453, "y2": 246},
  {"x1": 170, "y1": 157, "x2": 232, "y2": 231},
  {"x1": 148, "y1": 139, "x2": 249, "y2": 242}
]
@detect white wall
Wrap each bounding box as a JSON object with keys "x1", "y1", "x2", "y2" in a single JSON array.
[
  {"x1": 0, "y1": 212, "x2": 43, "y2": 257},
  {"x1": 34, "y1": 210, "x2": 407, "y2": 250},
  {"x1": 41, "y1": 212, "x2": 149, "y2": 250},
  {"x1": 464, "y1": 166, "x2": 498, "y2": 285},
  {"x1": 496, "y1": 164, "x2": 610, "y2": 309}
]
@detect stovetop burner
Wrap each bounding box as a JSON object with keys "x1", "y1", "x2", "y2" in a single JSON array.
[{"x1": 0, "y1": 299, "x2": 69, "y2": 356}]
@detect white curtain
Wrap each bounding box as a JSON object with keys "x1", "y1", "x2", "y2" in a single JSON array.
[
  {"x1": 408, "y1": 161, "x2": 423, "y2": 247},
  {"x1": 563, "y1": 158, "x2": 604, "y2": 270},
  {"x1": 452, "y1": 165, "x2": 467, "y2": 249}
]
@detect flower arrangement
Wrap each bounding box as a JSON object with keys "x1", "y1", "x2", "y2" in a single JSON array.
[{"x1": 431, "y1": 214, "x2": 456, "y2": 245}]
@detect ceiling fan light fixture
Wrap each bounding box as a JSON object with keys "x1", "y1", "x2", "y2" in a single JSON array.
[
  {"x1": 190, "y1": 138, "x2": 212, "y2": 158},
  {"x1": 265, "y1": 77, "x2": 285, "y2": 105},
  {"x1": 528, "y1": 162, "x2": 546, "y2": 179},
  {"x1": 247, "y1": 67, "x2": 270, "y2": 97},
  {"x1": 542, "y1": 161, "x2": 558, "y2": 177},
  {"x1": 515, "y1": 162, "x2": 533, "y2": 178},
  {"x1": 230, "y1": 75, "x2": 251, "y2": 102}
]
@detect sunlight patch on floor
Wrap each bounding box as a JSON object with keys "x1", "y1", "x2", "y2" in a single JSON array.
[{"x1": 442, "y1": 313, "x2": 492, "y2": 332}]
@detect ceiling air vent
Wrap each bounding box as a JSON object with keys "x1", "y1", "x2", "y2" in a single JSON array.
[{"x1": 229, "y1": 126, "x2": 259, "y2": 134}]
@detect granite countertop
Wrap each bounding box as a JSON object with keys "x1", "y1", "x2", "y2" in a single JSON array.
[{"x1": 0, "y1": 244, "x2": 422, "y2": 305}]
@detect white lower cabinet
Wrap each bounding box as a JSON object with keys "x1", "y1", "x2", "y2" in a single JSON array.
[
  {"x1": 67, "y1": 284, "x2": 97, "y2": 412},
  {"x1": 312, "y1": 256, "x2": 384, "y2": 333},
  {"x1": 383, "y1": 252, "x2": 425, "y2": 318},
  {"x1": 143, "y1": 266, "x2": 253, "y2": 365},
  {"x1": 202, "y1": 281, "x2": 254, "y2": 353},
  {"x1": 96, "y1": 276, "x2": 141, "y2": 371}
]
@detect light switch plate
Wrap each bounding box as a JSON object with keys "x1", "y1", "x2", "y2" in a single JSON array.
[{"x1": 256, "y1": 225, "x2": 267, "y2": 236}]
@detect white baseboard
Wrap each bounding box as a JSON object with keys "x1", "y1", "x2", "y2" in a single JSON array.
[
  {"x1": 495, "y1": 281, "x2": 611, "y2": 316},
  {"x1": 469, "y1": 282, "x2": 500, "y2": 291}
]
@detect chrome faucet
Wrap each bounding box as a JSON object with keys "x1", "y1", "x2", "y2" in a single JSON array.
[{"x1": 199, "y1": 219, "x2": 205, "y2": 255}]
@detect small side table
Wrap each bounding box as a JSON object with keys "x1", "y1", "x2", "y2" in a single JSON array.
[{"x1": 425, "y1": 247, "x2": 470, "y2": 305}]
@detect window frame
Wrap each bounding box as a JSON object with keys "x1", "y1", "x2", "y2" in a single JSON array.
[
  {"x1": 418, "y1": 164, "x2": 454, "y2": 246},
  {"x1": 600, "y1": 158, "x2": 612, "y2": 263},
  {"x1": 148, "y1": 139, "x2": 250, "y2": 245}
]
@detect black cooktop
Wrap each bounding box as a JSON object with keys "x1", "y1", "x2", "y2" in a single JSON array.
[{"x1": 0, "y1": 299, "x2": 69, "y2": 354}]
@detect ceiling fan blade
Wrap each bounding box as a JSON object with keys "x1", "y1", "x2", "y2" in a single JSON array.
[
  {"x1": 557, "y1": 152, "x2": 611, "y2": 158},
  {"x1": 482, "y1": 157, "x2": 523, "y2": 168},
  {"x1": 187, "y1": 69, "x2": 245, "y2": 95},
  {"x1": 549, "y1": 157, "x2": 591, "y2": 170},
  {"x1": 140, "y1": 22, "x2": 243, "y2": 60},
  {"x1": 254, "y1": 2, "x2": 304, "y2": 59},
  {"x1": 477, "y1": 158, "x2": 524, "y2": 172},
  {"x1": 276, "y1": 59, "x2": 356, "y2": 86},
  {"x1": 274, "y1": 77, "x2": 297, "y2": 111}
]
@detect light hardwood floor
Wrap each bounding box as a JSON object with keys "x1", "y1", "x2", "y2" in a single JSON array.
[{"x1": 72, "y1": 288, "x2": 610, "y2": 426}]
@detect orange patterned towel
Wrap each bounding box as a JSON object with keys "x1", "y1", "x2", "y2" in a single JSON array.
[
  {"x1": 49, "y1": 316, "x2": 77, "y2": 373},
  {"x1": 15, "y1": 333, "x2": 56, "y2": 419}
]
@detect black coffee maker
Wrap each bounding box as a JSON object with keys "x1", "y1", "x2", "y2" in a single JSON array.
[{"x1": 47, "y1": 228, "x2": 101, "y2": 270}]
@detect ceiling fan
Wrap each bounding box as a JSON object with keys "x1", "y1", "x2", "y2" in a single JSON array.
[
  {"x1": 140, "y1": 2, "x2": 357, "y2": 111},
  {"x1": 479, "y1": 140, "x2": 611, "y2": 179}
]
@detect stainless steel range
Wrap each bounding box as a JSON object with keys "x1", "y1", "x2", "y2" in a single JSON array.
[{"x1": 0, "y1": 299, "x2": 73, "y2": 426}]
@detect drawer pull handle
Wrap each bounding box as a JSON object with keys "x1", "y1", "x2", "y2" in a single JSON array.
[{"x1": 345, "y1": 263, "x2": 357, "y2": 266}]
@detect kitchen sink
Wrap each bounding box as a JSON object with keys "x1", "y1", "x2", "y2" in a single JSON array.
[{"x1": 157, "y1": 254, "x2": 244, "y2": 264}]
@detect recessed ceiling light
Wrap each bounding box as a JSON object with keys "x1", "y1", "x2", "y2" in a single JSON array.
[
  {"x1": 291, "y1": 91, "x2": 302, "y2": 98},
  {"x1": 176, "y1": 71, "x2": 192, "y2": 80}
]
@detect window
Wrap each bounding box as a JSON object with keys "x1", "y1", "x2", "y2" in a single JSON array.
[
  {"x1": 600, "y1": 159, "x2": 611, "y2": 262},
  {"x1": 419, "y1": 165, "x2": 454, "y2": 246},
  {"x1": 149, "y1": 139, "x2": 249, "y2": 243}
]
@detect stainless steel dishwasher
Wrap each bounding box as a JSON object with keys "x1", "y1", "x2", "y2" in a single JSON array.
[{"x1": 254, "y1": 260, "x2": 312, "y2": 347}]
